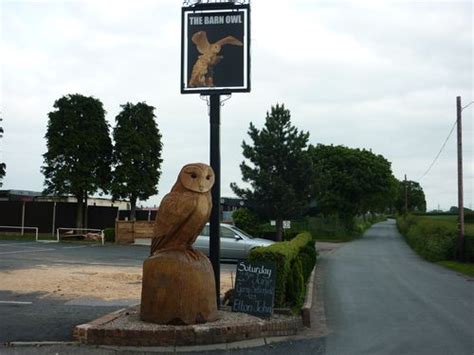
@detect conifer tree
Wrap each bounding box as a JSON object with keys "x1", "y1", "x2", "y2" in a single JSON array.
[{"x1": 231, "y1": 104, "x2": 313, "y2": 241}]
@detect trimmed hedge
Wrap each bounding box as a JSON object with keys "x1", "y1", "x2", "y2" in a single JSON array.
[
  {"x1": 397, "y1": 215, "x2": 474, "y2": 262},
  {"x1": 287, "y1": 257, "x2": 305, "y2": 307},
  {"x1": 249, "y1": 232, "x2": 316, "y2": 308},
  {"x1": 299, "y1": 242, "x2": 317, "y2": 281}
]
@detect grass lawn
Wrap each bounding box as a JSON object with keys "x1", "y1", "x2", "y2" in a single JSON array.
[{"x1": 438, "y1": 261, "x2": 474, "y2": 277}]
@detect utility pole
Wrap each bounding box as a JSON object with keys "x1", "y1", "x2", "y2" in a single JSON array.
[
  {"x1": 404, "y1": 174, "x2": 408, "y2": 214},
  {"x1": 456, "y1": 96, "x2": 464, "y2": 261}
]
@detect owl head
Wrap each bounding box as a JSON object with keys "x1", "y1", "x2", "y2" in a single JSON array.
[{"x1": 174, "y1": 163, "x2": 215, "y2": 193}]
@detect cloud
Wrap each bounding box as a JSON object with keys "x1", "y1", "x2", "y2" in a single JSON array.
[{"x1": 0, "y1": 0, "x2": 472, "y2": 211}]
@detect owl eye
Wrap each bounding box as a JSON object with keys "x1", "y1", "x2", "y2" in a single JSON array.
[
  {"x1": 190, "y1": 173, "x2": 197, "y2": 179},
  {"x1": 206, "y1": 175, "x2": 211, "y2": 180}
]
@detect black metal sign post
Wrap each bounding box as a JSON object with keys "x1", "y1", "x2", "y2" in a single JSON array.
[
  {"x1": 209, "y1": 94, "x2": 221, "y2": 306},
  {"x1": 181, "y1": 1, "x2": 250, "y2": 308}
]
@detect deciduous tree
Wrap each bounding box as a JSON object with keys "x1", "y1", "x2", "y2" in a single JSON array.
[
  {"x1": 395, "y1": 179, "x2": 426, "y2": 213},
  {"x1": 309, "y1": 144, "x2": 397, "y2": 224},
  {"x1": 111, "y1": 102, "x2": 163, "y2": 220},
  {"x1": 42, "y1": 94, "x2": 113, "y2": 228}
]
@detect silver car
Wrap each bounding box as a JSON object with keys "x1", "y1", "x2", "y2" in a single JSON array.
[{"x1": 193, "y1": 223, "x2": 274, "y2": 260}]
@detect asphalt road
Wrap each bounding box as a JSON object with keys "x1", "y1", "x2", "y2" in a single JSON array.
[
  {"x1": 323, "y1": 219, "x2": 474, "y2": 355},
  {"x1": 1, "y1": 221, "x2": 474, "y2": 355}
]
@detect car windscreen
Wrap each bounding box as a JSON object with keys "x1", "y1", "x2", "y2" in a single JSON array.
[
  {"x1": 229, "y1": 225, "x2": 254, "y2": 239},
  {"x1": 200, "y1": 225, "x2": 209, "y2": 236}
]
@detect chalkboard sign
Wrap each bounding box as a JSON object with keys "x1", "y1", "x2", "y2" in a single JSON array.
[{"x1": 232, "y1": 260, "x2": 276, "y2": 317}]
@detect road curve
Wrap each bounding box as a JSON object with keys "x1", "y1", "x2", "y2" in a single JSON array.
[{"x1": 323, "y1": 219, "x2": 474, "y2": 355}]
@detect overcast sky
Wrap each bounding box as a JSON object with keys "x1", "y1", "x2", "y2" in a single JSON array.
[{"x1": 1, "y1": 0, "x2": 472, "y2": 211}]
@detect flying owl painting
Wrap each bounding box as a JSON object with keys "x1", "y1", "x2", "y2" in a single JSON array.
[
  {"x1": 188, "y1": 31, "x2": 243, "y2": 88},
  {"x1": 150, "y1": 163, "x2": 215, "y2": 259}
]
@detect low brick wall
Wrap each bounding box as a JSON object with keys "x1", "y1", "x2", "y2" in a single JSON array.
[
  {"x1": 74, "y1": 306, "x2": 303, "y2": 347},
  {"x1": 115, "y1": 220, "x2": 154, "y2": 244}
]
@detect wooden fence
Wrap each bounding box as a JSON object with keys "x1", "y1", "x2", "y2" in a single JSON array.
[{"x1": 115, "y1": 220, "x2": 154, "y2": 244}]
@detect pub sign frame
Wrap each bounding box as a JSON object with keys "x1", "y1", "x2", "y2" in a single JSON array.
[{"x1": 181, "y1": 3, "x2": 250, "y2": 95}]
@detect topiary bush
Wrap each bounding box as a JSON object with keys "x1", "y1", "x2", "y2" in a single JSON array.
[
  {"x1": 298, "y1": 242, "x2": 317, "y2": 282},
  {"x1": 286, "y1": 257, "x2": 305, "y2": 308},
  {"x1": 249, "y1": 232, "x2": 316, "y2": 308}
]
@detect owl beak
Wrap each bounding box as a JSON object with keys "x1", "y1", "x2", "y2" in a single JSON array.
[{"x1": 199, "y1": 185, "x2": 204, "y2": 192}]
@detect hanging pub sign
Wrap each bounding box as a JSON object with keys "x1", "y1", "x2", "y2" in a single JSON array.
[{"x1": 181, "y1": 3, "x2": 250, "y2": 94}]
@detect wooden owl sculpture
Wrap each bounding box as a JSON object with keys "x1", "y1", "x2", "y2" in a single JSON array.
[
  {"x1": 150, "y1": 163, "x2": 215, "y2": 259},
  {"x1": 189, "y1": 31, "x2": 243, "y2": 88},
  {"x1": 141, "y1": 163, "x2": 218, "y2": 325}
]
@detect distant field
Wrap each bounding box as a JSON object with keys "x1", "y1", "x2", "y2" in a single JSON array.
[
  {"x1": 466, "y1": 224, "x2": 474, "y2": 234},
  {"x1": 424, "y1": 215, "x2": 457, "y2": 221},
  {"x1": 422, "y1": 215, "x2": 474, "y2": 235}
]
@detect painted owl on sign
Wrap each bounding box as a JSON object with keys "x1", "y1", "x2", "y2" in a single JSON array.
[
  {"x1": 150, "y1": 163, "x2": 215, "y2": 259},
  {"x1": 188, "y1": 31, "x2": 243, "y2": 88}
]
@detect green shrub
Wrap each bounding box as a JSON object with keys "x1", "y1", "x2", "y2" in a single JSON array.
[
  {"x1": 305, "y1": 215, "x2": 373, "y2": 241},
  {"x1": 104, "y1": 228, "x2": 115, "y2": 243},
  {"x1": 249, "y1": 232, "x2": 315, "y2": 308},
  {"x1": 398, "y1": 216, "x2": 457, "y2": 262},
  {"x1": 306, "y1": 215, "x2": 343, "y2": 239},
  {"x1": 396, "y1": 214, "x2": 418, "y2": 235},
  {"x1": 465, "y1": 213, "x2": 474, "y2": 223},
  {"x1": 464, "y1": 234, "x2": 474, "y2": 262},
  {"x1": 298, "y1": 243, "x2": 317, "y2": 282},
  {"x1": 283, "y1": 230, "x2": 300, "y2": 241},
  {"x1": 232, "y1": 208, "x2": 261, "y2": 237},
  {"x1": 286, "y1": 257, "x2": 305, "y2": 308}
]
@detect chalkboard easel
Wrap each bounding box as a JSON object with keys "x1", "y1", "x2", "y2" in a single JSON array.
[{"x1": 232, "y1": 260, "x2": 276, "y2": 318}]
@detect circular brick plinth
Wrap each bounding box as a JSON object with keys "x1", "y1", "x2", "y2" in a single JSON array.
[{"x1": 74, "y1": 305, "x2": 303, "y2": 347}]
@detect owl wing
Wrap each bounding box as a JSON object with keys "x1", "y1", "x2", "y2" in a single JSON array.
[
  {"x1": 215, "y1": 36, "x2": 243, "y2": 47},
  {"x1": 192, "y1": 31, "x2": 211, "y2": 54},
  {"x1": 150, "y1": 192, "x2": 196, "y2": 255}
]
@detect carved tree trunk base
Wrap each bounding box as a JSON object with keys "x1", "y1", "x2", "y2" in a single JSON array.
[{"x1": 140, "y1": 250, "x2": 218, "y2": 325}]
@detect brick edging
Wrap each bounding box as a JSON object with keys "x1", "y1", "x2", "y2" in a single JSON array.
[
  {"x1": 74, "y1": 308, "x2": 303, "y2": 346},
  {"x1": 74, "y1": 257, "x2": 318, "y2": 346},
  {"x1": 301, "y1": 263, "x2": 317, "y2": 328}
]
